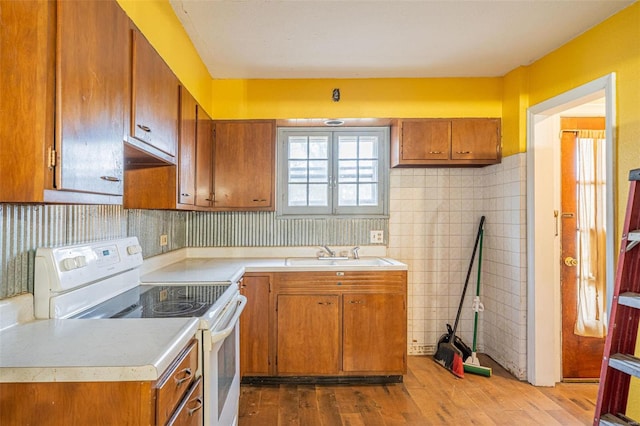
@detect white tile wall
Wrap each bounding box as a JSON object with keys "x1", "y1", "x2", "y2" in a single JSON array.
[{"x1": 388, "y1": 153, "x2": 527, "y2": 379}]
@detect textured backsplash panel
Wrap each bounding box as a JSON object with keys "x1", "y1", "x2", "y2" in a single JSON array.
[
  {"x1": 1, "y1": 204, "x2": 387, "y2": 299},
  {"x1": 0, "y1": 205, "x2": 186, "y2": 299},
  {"x1": 186, "y1": 210, "x2": 388, "y2": 247}
]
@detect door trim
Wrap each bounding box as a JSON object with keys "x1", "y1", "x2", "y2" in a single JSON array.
[{"x1": 526, "y1": 73, "x2": 616, "y2": 386}]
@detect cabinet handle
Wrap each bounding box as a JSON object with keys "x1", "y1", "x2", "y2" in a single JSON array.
[
  {"x1": 181, "y1": 193, "x2": 191, "y2": 197},
  {"x1": 428, "y1": 151, "x2": 443, "y2": 154},
  {"x1": 137, "y1": 124, "x2": 151, "y2": 133},
  {"x1": 349, "y1": 300, "x2": 363, "y2": 304},
  {"x1": 318, "y1": 302, "x2": 333, "y2": 305},
  {"x1": 455, "y1": 151, "x2": 472, "y2": 154},
  {"x1": 252, "y1": 199, "x2": 267, "y2": 202},
  {"x1": 174, "y1": 367, "x2": 192, "y2": 386},
  {"x1": 100, "y1": 176, "x2": 121, "y2": 182},
  {"x1": 188, "y1": 397, "x2": 203, "y2": 416}
]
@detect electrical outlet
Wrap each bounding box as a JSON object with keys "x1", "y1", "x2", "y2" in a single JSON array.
[
  {"x1": 160, "y1": 234, "x2": 168, "y2": 247},
  {"x1": 370, "y1": 230, "x2": 384, "y2": 244}
]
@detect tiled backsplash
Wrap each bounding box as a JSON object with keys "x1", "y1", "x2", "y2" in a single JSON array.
[{"x1": 388, "y1": 153, "x2": 527, "y2": 379}]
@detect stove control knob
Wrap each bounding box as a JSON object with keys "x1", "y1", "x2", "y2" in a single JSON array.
[
  {"x1": 62, "y1": 257, "x2": 78, "y2": 271},
  {"x1": 127, "y1": 244, "x2": 142, "y2": 255}
]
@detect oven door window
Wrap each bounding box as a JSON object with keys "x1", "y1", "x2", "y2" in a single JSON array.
[{"x1": 218, "y1": 324, "x2": 236, "y2": 418}]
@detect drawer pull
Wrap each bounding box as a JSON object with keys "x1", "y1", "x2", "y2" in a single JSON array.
[
  {"x1": 455, "y1": 151, "x2": 472, "y2": 154},
  {"x1": 252, "y1": 199, "x2": 267, "y2": 202},
  {"x1": 137, "y1": 124, "x2": 151, "y2": 133},
  {"x1": 174, "y1": 368, "x2": 192, "y2": 386},
  {"x1": 181, "y1": 193, "x2": 191, "y2": 197},
  {"x1": 188, "y1": 397, "x2": 203, "y2": 416},
  {"x1": 349, "y1": 300, "x2": 363, "y2": 304},
  {"x1": 428, "y1": 151, "x2": 443, "y2": 154},
  {"x1": 100, "y1": 175, "x2": 121, "y2": 182},
  {"x1": 318, "y1": 302, "x2": 333, "y2": 305}
]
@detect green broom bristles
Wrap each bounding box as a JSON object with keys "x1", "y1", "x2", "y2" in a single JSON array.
[{"x1": 463, "y1": 362, "x2": 492, "y2": 377}]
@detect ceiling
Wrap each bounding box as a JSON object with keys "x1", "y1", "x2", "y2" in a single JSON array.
[{"x1": 169, "y1": 0, "x2": 634, "y2": 80}]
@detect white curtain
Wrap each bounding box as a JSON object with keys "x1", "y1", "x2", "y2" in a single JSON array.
[{"x1": 574, "y1": 129, "x2": 607, "y2": 338}]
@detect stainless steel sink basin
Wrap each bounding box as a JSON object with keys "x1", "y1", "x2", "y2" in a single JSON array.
[{"x1": 285, "y1": 257, "x2": 393, "y2": 267}]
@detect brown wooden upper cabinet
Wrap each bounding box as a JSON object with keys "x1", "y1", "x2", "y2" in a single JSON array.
[
  {"x1": 0, "y1": 0, "x2": 128, "y2": 204},
  {"x1": 391, "y1": 118, "x2": 501, "y2": 167},
  {"x1": 124, "y1": 88, "x2": 213, "y2": 211},
  {"x1": 127, "y1": 29, "x2": 179, "y2": 165},
  {"x1": 195, "y1": 108, "x2": 214, "y2": 208},
  {"x1": 178, "y1": 87, "x2": 197, "y2": 206},
  {"x1": 212, "y1": 120, "x2": 276, "y2": 211}
]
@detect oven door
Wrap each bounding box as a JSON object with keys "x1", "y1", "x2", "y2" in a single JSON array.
[{"x1": 202, "y1": 294, "x2": 247, "y2": 426}]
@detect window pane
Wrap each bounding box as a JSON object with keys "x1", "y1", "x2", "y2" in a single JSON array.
[
  {"x1": 338, "y1": 160, "x2": 358, "y2": 182},
  {"x1": 309, "y1": 160, "x2": 328, "y2": 183},
  {"x1": 358, "y1": 184, "x2": 378, "y2": 206},
  {"x1": 338, "y1": 136, "x2": 358, "y2": 159},
  {"x1": 288, "y1": 184, "x2": 307, "y2": 206},
  {"x1": 308, "y1": 184, "x2": 328, "y2": 206},
  {"x1": 309, "y1": 137, "x2": 328, "y2": 159},
  {"x1": 359, "y1": 137, "x2": 378, "y2": 158},
  {"x1": 288, "y1": 160, "x2": 308, "y2": 183},
  {"x1": 289, "y1": 137, "x2": 308, "y2": 159},
  {"x1": 358, "y1": 160, "x2": 378, "y2": 182},
  {"x1": 338, "y1": 184, "x2": 357, "y2": 206}
]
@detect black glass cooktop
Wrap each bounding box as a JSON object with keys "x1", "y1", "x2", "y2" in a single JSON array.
[{"x1": 73, "y1": 284, "x2": 230, "y2": 319}]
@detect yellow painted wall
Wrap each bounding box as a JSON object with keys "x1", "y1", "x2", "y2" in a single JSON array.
[
  {"x1": 115, "y1": 0, "x2": 213, "y2": 115},
  {"x1": 210, "y1": 78, "x2": 503, "y2": 120}
]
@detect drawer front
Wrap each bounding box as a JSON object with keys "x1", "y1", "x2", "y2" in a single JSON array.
[
  {"x1": 275, "y1": 271, "x2": 406, "y2": 293},
  {"x1": 157, "y1": 340, "x2": 199, "y2": 425},
  {"x1": 167, "y1": 377, "x2": 203, "y2": 426}
]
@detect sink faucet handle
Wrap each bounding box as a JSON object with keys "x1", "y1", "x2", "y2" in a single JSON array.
[
  {"x1": 321, "y1": 245, "x2": 335, "y2": 257},
  {"x1": 352, "y1": 246, "x2": 360, "y2": 259}
]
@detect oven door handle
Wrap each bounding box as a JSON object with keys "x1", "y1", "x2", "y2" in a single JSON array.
[{"x1": 207, "y1": 295, "x2": 247, "y2": 347}]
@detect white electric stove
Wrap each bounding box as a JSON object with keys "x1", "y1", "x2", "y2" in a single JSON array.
[{"x1": 34, "y1": 237, "x2": 246, "y2": 426}]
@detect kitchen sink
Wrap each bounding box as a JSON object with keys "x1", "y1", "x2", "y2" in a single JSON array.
[{"x1": 285, "y1": 257, "x2": 393, "y2": 267}]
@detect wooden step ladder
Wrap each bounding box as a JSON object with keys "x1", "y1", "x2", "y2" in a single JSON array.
[{"x1": 594, "y1": 168, "x2": 640, "y2": 425}]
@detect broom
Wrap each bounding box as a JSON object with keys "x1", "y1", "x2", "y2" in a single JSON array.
[
  {"x1": 463, "y1": 220, "x2": 492, "y2": 377},
  {"x1": 434, "y1": 216, "x2": 485, "y2": 378}
]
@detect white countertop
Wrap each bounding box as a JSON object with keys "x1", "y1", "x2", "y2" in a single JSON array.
[
  {"x1": 140, "y1": 252, "x2": 407, "y2": 285},
  {"x1": 0, "y1": 318, "x2": 199, "y2": 383}
]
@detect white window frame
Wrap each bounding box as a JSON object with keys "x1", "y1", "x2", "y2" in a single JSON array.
[{"x1": 277, "y1": 127, "x2": 390, "y2": 217}]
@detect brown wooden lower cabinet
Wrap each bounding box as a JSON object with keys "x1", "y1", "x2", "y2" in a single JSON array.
[
  {"x1": 343, "y1": 293, "x2": 406, "y2": 373},
  {"x1": 0, "y1": 339, "x2": 199, "y2": 426},
  {"x1": 277, "y1": 294, "x2": 341, "y2": 375},
  {"x1": 240, "y1": 275, "x2": 271, "y2": 376},
  {"x1": 240, "y1": 271, "x2": 407, "y2": 381}
]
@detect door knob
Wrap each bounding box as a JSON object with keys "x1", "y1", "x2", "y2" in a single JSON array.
[{"x1": 564, "y1": 256, "x2": 578, "y2": 267}]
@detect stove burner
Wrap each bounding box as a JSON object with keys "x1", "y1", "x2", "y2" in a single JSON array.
[{"x1": 152, "y1": 301, "x2": 207, "y2": 316}]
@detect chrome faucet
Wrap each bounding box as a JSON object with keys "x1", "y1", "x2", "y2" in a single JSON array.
[
  {"x1": 352, "y1": 246, "x2": 360, "y2": 259},
  {"x1": 321, "y1": 245, "x2": 336, "y2": 257}
]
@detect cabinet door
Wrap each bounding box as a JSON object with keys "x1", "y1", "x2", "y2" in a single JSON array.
[
  {"x1": 195, "y1": 107, "x2": 214, "y2": 208},
  {"x1": 132, "y1": 29, "x2": 179, "y2": 159},
  {"x1": 213, "y1": 121, "x2": 275, "y2": 210},
  {"x1": 343, "y1": 293, "x2": 406, "y2": 373},
  {"x1": 401, "y1": 119, "x2": 451, "y2": 161},
  {"x1": 276, "y1": 294, "x2": 339, "y2": 375},
  {"x1": 451, "y1": 118, "x2": 500, "y2": 160},
  {"x1": 57, "y1": 0, "x2": 128, "y2": 196},
  {"x1": 240, "y1": 276, "x2": 271, "y2": 376},
  {"x1": 179, "y1": 87, "x2": 197, "y2": 206}
]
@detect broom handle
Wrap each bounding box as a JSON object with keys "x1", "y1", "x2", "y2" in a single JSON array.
[
  {"x1": 452, "y1": 215, "x2": 485, "y2": 334},
  {"x1": 472, "y1": 227, "x2": 484, "y2": 352}
]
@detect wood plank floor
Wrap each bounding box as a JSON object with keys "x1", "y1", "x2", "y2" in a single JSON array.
[{"x1": 238, "y1": 355, "x2": 598, "y2": 425}]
